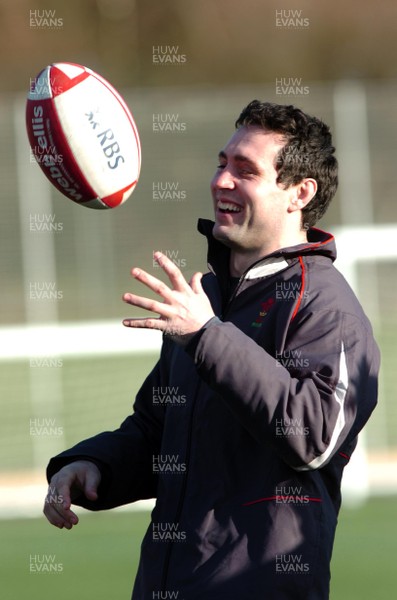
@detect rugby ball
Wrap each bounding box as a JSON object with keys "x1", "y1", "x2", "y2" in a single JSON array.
[{"x1": 26, "y1": 62, "x2": 141, "y2": 209}]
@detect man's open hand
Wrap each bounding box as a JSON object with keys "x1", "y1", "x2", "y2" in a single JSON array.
[
  {"x1": 43, "y1": 461, "x2": 101, "y2": 530},
  {"x1": 122, "y1": 252, "x2": 215, "y2": 339}
]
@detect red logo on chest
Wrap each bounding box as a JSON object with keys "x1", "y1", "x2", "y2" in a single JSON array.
[{"x1": 251, "y1": 297, "x2": 275, "y2": 328}]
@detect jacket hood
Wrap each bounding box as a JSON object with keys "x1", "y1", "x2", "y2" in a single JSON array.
[{"x1": 197, "y1": 218, "x2": 337, "y2": 281}]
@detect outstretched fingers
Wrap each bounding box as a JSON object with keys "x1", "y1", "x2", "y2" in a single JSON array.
[
  {"x1": 123, "y1": 291, "x2": 174, "y2": 319},
  {"x1": 122, "y1": 316, "x2": 165, "y2": 330},
  {"x1": 122, "y1": 253, "x2": 215, "y2": 336},
  {"x1": 153, "y1": 252, "x2": 192, "y2": 293}
]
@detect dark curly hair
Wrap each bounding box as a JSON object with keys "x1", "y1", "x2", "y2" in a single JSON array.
[{"x1": 235, "y1": 100, "x2": 338, "y2": 229}]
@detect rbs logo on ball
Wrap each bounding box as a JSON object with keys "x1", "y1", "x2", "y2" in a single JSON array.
[{"x1": 85, "y1": 110, "x2": 125, "y2": 170}]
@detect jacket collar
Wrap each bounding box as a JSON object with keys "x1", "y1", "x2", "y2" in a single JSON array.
[{"x1": 197, "y1": 218, "x2": 337, "y2": 282}]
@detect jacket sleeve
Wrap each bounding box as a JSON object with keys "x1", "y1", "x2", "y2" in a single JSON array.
[
  {"x1": 46, "y1": 353, "x2": 168, "y2": 510},
  {"x1": 185, "y1": 309, "x2": 380, "y2": 471}
]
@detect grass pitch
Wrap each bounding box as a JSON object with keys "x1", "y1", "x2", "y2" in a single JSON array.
[{"x1": 1, "y1": 495, "x2": 396, "y2": 599}]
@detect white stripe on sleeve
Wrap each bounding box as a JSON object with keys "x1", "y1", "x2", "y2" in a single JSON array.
[{"x1": 295, "y1": 341, "x2": 348, "y2": 471}]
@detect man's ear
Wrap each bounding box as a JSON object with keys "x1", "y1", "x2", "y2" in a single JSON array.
[{"x1": 288, "y1": 178, "x2": 317, "y2": 213}]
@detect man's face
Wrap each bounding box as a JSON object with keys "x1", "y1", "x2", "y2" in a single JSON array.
[{"x1": 210, "y1": 126, "x2": 294, "y2": 258}]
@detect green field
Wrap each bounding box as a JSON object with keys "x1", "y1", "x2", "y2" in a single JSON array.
[{"x1": 2, "y1": 496, "x2": 396, "y2": 599}]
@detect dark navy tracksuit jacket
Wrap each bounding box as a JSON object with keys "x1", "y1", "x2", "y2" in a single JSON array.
[{"x1": 47, "y1": 220, "x2": 380, "y2": 599}]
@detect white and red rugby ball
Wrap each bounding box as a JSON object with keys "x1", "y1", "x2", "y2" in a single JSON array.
[{"x1": 26, "y1": 62, "x2": 141, "y2": 209}]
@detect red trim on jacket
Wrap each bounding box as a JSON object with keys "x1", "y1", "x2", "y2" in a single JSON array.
[
  {"x1": 243, "y1": 495, "x2": 323, "y2": 506},
  {"x1": 291, "y1": 256, "x2": 306, "y2": 321}
]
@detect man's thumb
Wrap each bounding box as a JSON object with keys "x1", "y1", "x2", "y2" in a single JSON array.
[
  {"x1": 190, "y1": 272, "x2": 203, "y2": 293},
  {"x1": 83, "y1": 469, "x2": 100, "y2": 501}
]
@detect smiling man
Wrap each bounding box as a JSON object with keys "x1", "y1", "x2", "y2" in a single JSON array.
[
  {"x1": 213, "y1": 126, "x2": 316, "y2": 274},
  {"x1": 44, "y1": 100, "x2": 380, "y2": 599}
]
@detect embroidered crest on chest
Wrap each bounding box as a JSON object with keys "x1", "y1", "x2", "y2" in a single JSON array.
[{"x1": 251, "y1": 297, "x2": 276, "y2": 328}]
